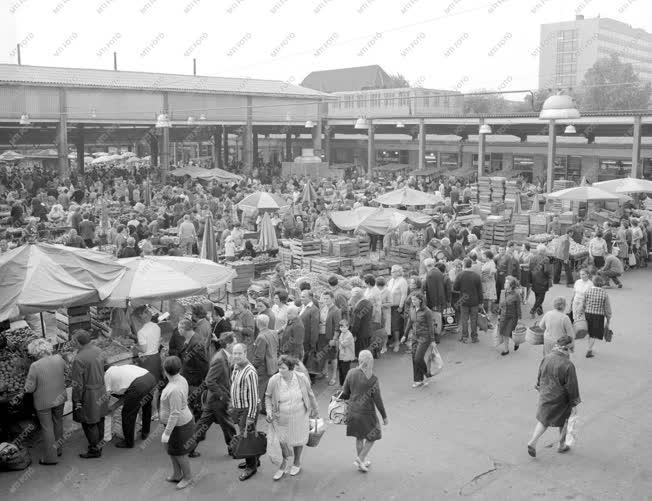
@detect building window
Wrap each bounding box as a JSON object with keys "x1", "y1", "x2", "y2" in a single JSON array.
[
  {"x1": 384, "y1": 92, "x2": 394, "y2": 107},
  {"x1": 432, "y1": 95, "x2": 440, "y2": 106},
  {"x1": 422, "y1": 95, "x2": 430, "y2": 107},
  {"x1": 345, "y1": 95, "x2": 353, "y2": 109},
  {"x1": 443, "y1": 95, "x2": 450, "y2": 107},
  {"x1": 598, "y1": 159, "x2": 631, "y2": 181},
  {"x1": 357, "y1": 94, "x2": 364, "y2": 108},
  {"x1": 440, "y1": 152, "x2": 458, "y2": 170}
]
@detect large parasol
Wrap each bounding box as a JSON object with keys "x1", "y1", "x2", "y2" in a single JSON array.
[
  {"x1": 593, "y1": 177, "x2": 652, "y2": 194},
  {"x1": 258, "y1": 212, "x2": 279, "y2": 251},
  {"x1": 0, "y1": 243, "x2": 126, "y2": 321},
  {"x1": 329, "y1": 206, "x2": 432, "y2": 235},
  {"x1": 301, "y1": 180, "x2": 318, "y2": 204},
  {"x1": 546, "y1": 186, "x2": 621, "y2": 201},
  {"x1": 200, "y1": 213, "x2": 218, "y2": 262},
  {"x1": 237, "y1": 191, "x2": 290, "y2": 210},
  {"x1": 0, "y1": 150, "x2": 25, "y2": 162},
  {"x1": 169, "y1": 165, "x2": 242, "y2": 182},
  {"x1": 373, "y1": 187, "x2": 444, "y2": 206},
  {"x1": 101, "y1": 256, "x2": 235, "y2": 307}
]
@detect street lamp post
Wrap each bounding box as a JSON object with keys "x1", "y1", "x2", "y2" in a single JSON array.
[{"x1": 539, "y1": 92, "x2": 580, "y2": 193}]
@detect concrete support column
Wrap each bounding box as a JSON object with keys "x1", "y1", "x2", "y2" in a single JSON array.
[
  {"x1": 149, "y1": 137, "x2": 159, "y2": 167},
  {"x1": 244, "y1": 96, "x2": 254, "y2": 169},
  {"x1": 632, "y1": 116, "x2": 642, "y2": 178},
  {"x1": 223, "y1": 126, "x2": 229, "y2": 167},
  {"x1": 213, "y1": 126, "x2": 222, "y2": 169},
  {"x1": 57, "y1": 88, "x2": 69, "y2": 179},
  {"x1": 252, "y1": 127, "x2": 259, "y2": 167},
  {"x1": 546, "y1": 120, "x2": 556, "y2": 193},
  {"x1": 418, "y1": 119, "x2": 426, "y2": 171},
  {"x1": 367, "y1": 121, "x2": 375, "y2": 176},
  {"x1": 323, "y1": 125, "x2": 332, "y2": 165},
  {"x1": 172, "y1": 142, "x2": 177, "y2": 165},
  {"x1": 312, "y1": 121, "x2": 322, "y2": 157},
  {"x1": 159, "y1": 92, "x2": 170, "y2": 182},
  {"x1": 478, "y1": 120, "x2": 486, "y2": 178},
  {"x1": 436, "y1": 151, "x2": 442, "y2": 170},
  {"x1": 285, "y1": 132, "x2": 293, "y2": 161},
  {"x1": 75, "y1": 124, "x2": 84, "y2": 175}
]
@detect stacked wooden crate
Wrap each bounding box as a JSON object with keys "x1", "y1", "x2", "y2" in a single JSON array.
[
  {"x1": 558, "y1": 211, "x2": 576, "y2": 233},
  {"x1": 491, "y1": 222, "x2": 515, "y2": 246},
  {"x1": 327, "y1": 237, "x2": 360, "y2": 258},
  {"x1": 529, "y1": 213, "x2": 550, "y2": 236},
  {"x1": 290, "y1": 239, "x2": 321, "y2": 267},
  {"x1": 490, "y1": 177, "x2": 506, "y2": 202},
  {"x1": 478, "y1": 177, "x2": 492, "y2": 203},
  {"x1": 90, "y1": 306, "x2": 112, "y2": 337},
  {"x1": 278, "y1": 247, "x2": 293, "y2": 269},
  {"x1": 512, "y1": 214, "x2": 530, "y2": 242},
  {"x1": 56, "y1": 306, "x2": 91, "y2": 336},
  {"x1": 306, "y1": 256, "x2": 341, "y2": 275},
  {"x1": 357, "y1": 237, "x2": 370, "y2": 257},
  {"x1": 504, "y1": 180, "x2": 520, "y2": 206},
  {"x1": 227, "y1": 261, "x2": 255, "y2": 293}
]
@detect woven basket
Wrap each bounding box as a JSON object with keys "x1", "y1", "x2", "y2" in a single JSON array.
[
  {"x1": 307, "y1": 428, "x2": 325, "y2": 448},
  {"x1": 513, "y1": 325, "x2": 527, "y2": 345},
  {"x1": 526, "y1": 325, "x2": 544, "y2": 345}
]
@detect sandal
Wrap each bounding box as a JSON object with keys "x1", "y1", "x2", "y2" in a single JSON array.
[
  {"x1": 527, "y1": 445, "x2": 536, "y2": 457},
  {"x1": 557, "y1": 444, "x2": 570, "y2": 453}
]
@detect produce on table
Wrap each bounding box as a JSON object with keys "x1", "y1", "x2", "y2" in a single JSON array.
[
  {"x1": 528, "y1": 233, "x2": 555, "y2": 243},
  {"x1": 0, "y1": 353, "x2": 29, "y2": 394},
  {"x1": 3, "y1": 327, "x2": 39, "y2": 353}
]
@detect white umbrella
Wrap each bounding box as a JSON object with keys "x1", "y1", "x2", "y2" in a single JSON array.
[
  {"x1": 237, "y1": 191, "x2": 290, "y2": 210},
  {"x1": 92, "y1": 152, "x2": 109, "y2": 157},
  {"x1": 101, "y1": 256, "x2": 236, "y2": 307},
  {"x1": 546, "y1": 186, "x2": 621, "y2": 201},
  {"x1": 593, "y1": 177, "x2": 652, "y2": 194},
  {"x1": 373, "y1": 187, "x2": 444, "y2": 206}
]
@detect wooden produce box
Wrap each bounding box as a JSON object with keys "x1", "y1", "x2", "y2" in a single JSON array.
[
  {"x1": 289, "y1": 239, "x2": 322, "y2": 257},
  {"x1": 308, "y1": 256, "x2": 341, "y2": 274},
  {"x1": 227, "y1": 261, "x2": 255, "y2": 293}
]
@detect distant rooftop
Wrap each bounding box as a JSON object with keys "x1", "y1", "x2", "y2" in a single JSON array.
[
  {"x1": 301, "y1": 65, "x2": 394, "y2": 93},
  {"x1": 0, "y1": 64, "x2": 327, "y2": 98}
]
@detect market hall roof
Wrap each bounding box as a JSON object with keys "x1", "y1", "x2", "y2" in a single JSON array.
[
  {"x1": 301, "y1": 65, "x2": 393, "y2": 93},
  {"x1": 0, "y1": 64, "x2": 328, "y2": 98}
]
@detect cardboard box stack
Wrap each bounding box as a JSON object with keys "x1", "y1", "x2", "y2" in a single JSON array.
[{"x1": 529, "y1": 213, "x2": 550, "y2": 236}]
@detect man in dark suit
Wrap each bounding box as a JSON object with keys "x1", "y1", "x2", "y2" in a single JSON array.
[
  {"x1": 423, "y1": 258, "x2": 446, "y2": 343},
  {"x1": 453, "y1": 258, "x2": 483, "y2": 343},
  {"x1": 71, "y1": 330, "x2": 109, "y2": 459},
  {"x1": 282, "y1": 305, "x2": 304, "y2": 359},
  {"x1": 178, "y1": 319, "x2": 209, "y2": 429},
  {"x1": 206, "y1": 305, "x2": 232, "y2": 361},
  {"x1": 189, "y1": 332, "x2": 237, "y2": 458},
  {"x1": 252, "y1": 314, "x2": 279, "y2": 414},
  {"x1": 299, "y1": 289, "x2": 319, "y2": 364},
  {"x1": 349, "y1": 287, "x2": 373, "y2": 356}
]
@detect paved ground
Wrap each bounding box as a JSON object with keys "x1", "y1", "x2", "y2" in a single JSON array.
[{"x1": 4, "y1": 269, "x2": 652, "y2": 501}]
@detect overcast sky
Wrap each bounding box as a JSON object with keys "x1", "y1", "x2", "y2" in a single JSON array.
[{"x1": 1, "y1": 0, "x2": 651, "y2": 98}]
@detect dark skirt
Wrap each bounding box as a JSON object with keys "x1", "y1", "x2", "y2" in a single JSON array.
[
  {"x1": 346, "y1": 411, "x2": 382, "y2": 442},
  {"x1": 390, "y1": 306, "x2": 403, "y2": 333},
  {"x1": 585, "y1": 312, "x2": 605, "y2": 340},
  {"x1": 498, "y1": 315, "x2": 518, "y2": 338},
  {"x1": 520, "y1": 267, "x2": 530, "y2": 287},
  {"x1": 167, "y1": 419, "x2": 196, "y2": 456}
]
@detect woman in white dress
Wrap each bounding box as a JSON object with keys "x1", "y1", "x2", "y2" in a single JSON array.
[
  {"x1": 571, "y1": 268, "x2": 593, "y2": 323},
  {"x1": 272, "y1": 290, "x2": 289, "y2": 333},
  {"x1": 265, "y1": 355, "x2": 320, "y2": 481},
  {"x1": 481, "y1": 250, "x2": 497, "y2": 313}
]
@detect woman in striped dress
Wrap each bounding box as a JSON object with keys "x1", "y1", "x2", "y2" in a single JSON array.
[{"x1": 265, "y1": 355, "x2": 319, "y2": 481}]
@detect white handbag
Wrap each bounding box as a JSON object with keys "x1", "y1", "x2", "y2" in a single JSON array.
[{"x1": 327, "y1": 391, "x2": 348, "y2": 425}]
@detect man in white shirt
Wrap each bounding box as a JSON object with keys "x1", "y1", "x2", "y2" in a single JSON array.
[
  {"x1": 387, "y1": 265, "x2": 408, "y2": 352},
  {"x1": 132, "y1": 306, "x2": 162, "y2": 380},
  {"x1": 104, "y1": 364, "x2": 156, "y2": 448}
]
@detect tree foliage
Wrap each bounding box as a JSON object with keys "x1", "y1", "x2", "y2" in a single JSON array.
[
  {"x1": 579, "y1": 54, "x2": 651, "y2": 111},
  {"x1": 386, "y1": 72, "x2": 410, "y2": 88}
]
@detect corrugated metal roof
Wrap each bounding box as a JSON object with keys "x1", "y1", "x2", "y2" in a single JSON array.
[{"x1": 0, "y1": 64, "x2": 327, "y2": 98}]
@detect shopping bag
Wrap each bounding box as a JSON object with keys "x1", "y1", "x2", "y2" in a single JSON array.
[
  {"x1": 565, "y1": 414, "x2": 579, "y2": 447},
  {"x1": 629, "y1": 253, "x2": 637, "y2": 267},
  {"x1": 327, "y1": 391, "x2": 348, "y2": 425},
  {"x1": 307, "y1": 418, "x2": 326, "y2": 447},
  {"x1": 604, "y1": 328, "x2": 613, "y2": 343},
  {"x1": 425, "y1": 342, "x2": 444, "y2": 377},
  {"x1": 230, "y1": 432, "x2": 267, "y2": 459},
  {"x1": 304, "y1": 350, "x2": 321, "y2": 374},
  {"x1": 491, "y1": 325, "x2": 502, "y2": 348},
  {"x1": 477, "y1": 312, "x2": 489, "y2": 332},
  {"x1": 573, "y1": 319, "x2": 588, "y2": 339},
  {"x1": 266, "y1": 423, "x2": 283, "y2": 466}
]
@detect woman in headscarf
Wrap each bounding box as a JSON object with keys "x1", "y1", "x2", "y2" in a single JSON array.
[
  {"x1": 570, "y1": 268, "x2": 593, "y2": 325},
  {"x1": 527, "y1": 335, "x2": 581, "y2": 457},
  {"x1": 339, "y1": 350, "x2": 389, "y2": 472},
  {"x1": 231, "y1": 296, "x2": 256, "y2": 355},
  {"x1": 481, "y1": 250, "x2": 497, "y2": 314}
]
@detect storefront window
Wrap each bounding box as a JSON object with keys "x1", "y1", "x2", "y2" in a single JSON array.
[
  {"x1": 377, "y1": 150, "x2": 400, "y2": 164},
  {"x1": 425, "y1": 151, "x2": 437, "y2": 167},
  {"x1": 472, "y1": 154, "x2": 490, "y2": 171},
  {"x1": 513, "y1": 155, "x2": 534, "y2": 182},
  {"x1": 598, "y1": 159, "x2": 631, "y2": 181},
  {"x1": 643, "y1": 158, "x2": 652, "y2": 180},
  {"x1": 440, "y1": 152, "x2": 458, "y2": 170}
]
